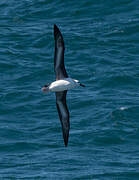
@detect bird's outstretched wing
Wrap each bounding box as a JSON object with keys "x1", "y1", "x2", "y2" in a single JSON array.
[
  {"x1": 54, "y1": 24, "x2": 68, "y2": 80},
  {"x1": 56, "y1": 91, "x2": 70, "y2": 146}
]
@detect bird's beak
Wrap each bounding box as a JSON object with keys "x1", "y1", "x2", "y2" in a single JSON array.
[
  {"x1": 80, "y1": 83, "x2": 85, "y2": 87},
  {"x1": 42, "y1": 86, "x2": 47, "y2": 92}
]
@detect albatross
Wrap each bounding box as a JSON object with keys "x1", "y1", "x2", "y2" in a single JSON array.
[{"x1": 42, "y1": 24, "x2": 85, "y2": 146}]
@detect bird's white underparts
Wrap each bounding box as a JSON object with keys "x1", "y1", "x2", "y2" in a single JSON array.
[{"x1": 42, "y1": 78, "x2": 84, "y2": 93}]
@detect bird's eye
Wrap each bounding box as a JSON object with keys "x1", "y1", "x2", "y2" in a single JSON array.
[{"x1": 44, "y1": 84, "x2": 48, "y2": 87}]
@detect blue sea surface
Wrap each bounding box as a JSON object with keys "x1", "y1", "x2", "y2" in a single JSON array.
[{"x1": 0, "y1": 0, "x2": 139, "y2": 179}]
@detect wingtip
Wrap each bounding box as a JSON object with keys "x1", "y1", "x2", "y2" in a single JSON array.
[
  {"x1": 64, "y1": 137, "x2": 69, "y2": 147},
  {"x1": 54, "y1": 24, "x2": 60, "y2": 35},
  {"x1": 54, "y1": 24, "x2": 63, "y2": 38},
  {"x1": 54, "y1": 24, "x2": 57, "y2": 30},
  {"x1": 63, "y1": 130, "x2": 69, "y2": 147},
  {"x1": 54, "y1": 24, "x2": 65, "y2": 49}
]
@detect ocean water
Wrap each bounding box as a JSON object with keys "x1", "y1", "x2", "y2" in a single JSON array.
[{"x1": 0, "y1": 0, "x2": 139, "y2": 179}]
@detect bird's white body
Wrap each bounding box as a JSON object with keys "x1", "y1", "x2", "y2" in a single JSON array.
[{"x1": 49, "y1": 78, "x2": 79, "y2": 92}]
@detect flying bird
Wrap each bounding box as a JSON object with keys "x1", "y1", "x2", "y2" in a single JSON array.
[{"x1": 42, "y1": 24, "x2": 85, "y2": 146}]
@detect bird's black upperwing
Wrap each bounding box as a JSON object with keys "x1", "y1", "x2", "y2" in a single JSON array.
[
  {"x1": 54, "y1": 24, "x2": 68, "y2": 80},
  {"x1": 56, "y1": 91, "x2": 70, "y2": 146}
]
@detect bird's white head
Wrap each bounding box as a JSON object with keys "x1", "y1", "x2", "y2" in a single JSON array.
[{"x1": 42, "y1": 84, "x2": 50, "y2": 93}]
